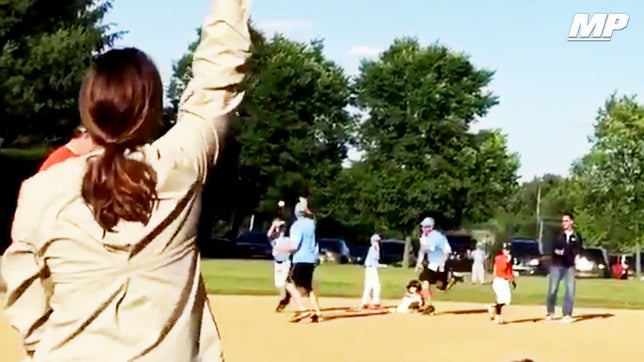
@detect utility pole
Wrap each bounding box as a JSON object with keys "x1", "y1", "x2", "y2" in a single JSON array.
[{"x1": 536, "y1": 185, "x2": 544, "y2": 252}]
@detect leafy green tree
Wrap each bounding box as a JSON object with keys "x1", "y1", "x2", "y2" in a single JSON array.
[
  {"x1": 571, "y1": 94, "x2": 644, "y2": 259},
  {"x1": 167, "y1": 26, "x2": 354, "y2": 236},
  {"x1": 341, "y1": 38, "x2": 519, "y2": 237},
  {"x1": 0, "y1": 0, "x2": 122, "y2": 145}
]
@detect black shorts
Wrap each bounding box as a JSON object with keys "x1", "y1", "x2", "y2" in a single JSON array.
[
  {"x1": 419, "y1": 267, "x2": 449, "y2": 289},
  {"x1": 290, "y1": 262, "x2": 316, "y2": 293}
]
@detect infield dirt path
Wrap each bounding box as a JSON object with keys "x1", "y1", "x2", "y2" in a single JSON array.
[{"x1": 1, "y1": 295, "x2": 640, "y2": 362}]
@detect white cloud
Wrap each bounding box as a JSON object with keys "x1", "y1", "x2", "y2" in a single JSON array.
[
  {"x1": 346, "y1": 45, "x2": 381, "y2": 59},
  {"x1": 258, "y1": 20, "x2": 312, "y2": 35}
]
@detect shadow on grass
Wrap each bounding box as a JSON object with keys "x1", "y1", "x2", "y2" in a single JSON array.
[{"x1": 505, "y1": 313, "x2": 615, "y2": 325}]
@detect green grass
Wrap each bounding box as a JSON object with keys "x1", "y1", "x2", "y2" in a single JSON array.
[
  {"x1": 202, "y1": 259, "x2": 644, "y2": 310},
  {"x1": 2, "y1": 259, "x2": 642, "y2": 311}
]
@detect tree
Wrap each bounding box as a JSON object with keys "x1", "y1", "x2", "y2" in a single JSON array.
[
  {"x1": 0, "y1": 0, "x2": 121, "y2": 146},
  {"x1": 167, "y1": 26, "x2": 354, "y2": 236},
  {"x1": 340, "y1": 38, "x2": 519, "y2": 237},
  {"x1": 571, "y1": 94, "x2": 644, "y2": 257}
]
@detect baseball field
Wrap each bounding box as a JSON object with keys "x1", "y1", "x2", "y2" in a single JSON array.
[{"x1": 2, "y1": 259, "x2": 644, "y2": 362}]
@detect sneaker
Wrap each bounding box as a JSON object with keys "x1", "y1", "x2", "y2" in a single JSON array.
[
  {"x1": 487, "y1": 305, "x2": 495, "y2": 320},
  {"x1": 562, "y1": 315, "x2": 575, "y2": 324},
  {"x1": 545, "y1": 314, "x2": 554, "y2": 321},
  {"x1": 275, "y1": 302, "x2": 287, "y2": 313},
  {"x1": 310, "y1": 314, "x2": 320, "y2": 323},
  {"x1": 360, "y1": 304, "x2": 370, "y2": 310},
  {"x1": 494, "y1": 315, "x2": 504, "y2": 324}
]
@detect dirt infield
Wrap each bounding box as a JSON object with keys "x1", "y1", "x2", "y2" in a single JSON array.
[{"x1": 1, "y1": 295, "x2": 641, "y2": 362}]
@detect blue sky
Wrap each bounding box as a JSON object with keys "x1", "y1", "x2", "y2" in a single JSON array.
[{"x1": 104, "y1": 0, "x2": 644, "y2": 181}]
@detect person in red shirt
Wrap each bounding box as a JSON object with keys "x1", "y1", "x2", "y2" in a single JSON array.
[
  {"x1": 39, "y1": 126, "x2": 95, "y2": 171},
  {"x1": 487, "y1": 242, "x2": 517, "y2": 324}
]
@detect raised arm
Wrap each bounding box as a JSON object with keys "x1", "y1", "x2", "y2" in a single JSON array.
[{"x1": 153, "y1": 0, "x2": 251, "y2": 182}]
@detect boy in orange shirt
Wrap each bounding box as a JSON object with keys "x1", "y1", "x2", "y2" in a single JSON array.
[
  {"x1": 488, "y1": 242, "x2": 516, "y2": 324},
  {"x1": 39, "y1": 126, "x2": 95, "y2": 171}
]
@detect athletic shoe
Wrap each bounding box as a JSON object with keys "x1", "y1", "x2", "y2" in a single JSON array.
[
  {"x1": 360, "y1": 304, "x2": 369, "y2": 310},
  {"x1": 562, "y1": 315, "x2": 575, "y2": 324},
  {"x1": 487, "y1": 305, "x2": 495, "y2": 320},
  {"x1": 494, "y1": 315, "x2": 504, "y2": 324},
  {"x1": 275, "y1": 302, "x2": 287, "y2": 313},
  {"x1": 310, "y1": 314, "x2": 320, "y2": 323},
  {"x1": 545, "y1": 314, "x2": 554, "y2": 321}
]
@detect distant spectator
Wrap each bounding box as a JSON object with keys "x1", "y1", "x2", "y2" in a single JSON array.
[{"x1": 470, "y1": 244, "x2": 487, "y2": 285}]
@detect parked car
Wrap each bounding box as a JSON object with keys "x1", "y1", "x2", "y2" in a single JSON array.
[
  {"x1": 234, "y1": 231, "x2": 272, "y2": 259},
  {"x1": 379, "y1": 239, "x2": 416, "y2": 267},
  {"x1": 444, "y1": 234, "x2": 475, "y2": 273},
  {"x1": 318, "y1": 238, "x2": 352, "y2": 264},
  {"x1": 575, "y1": 247, "x2": 610, "y2": 278},
  {"x1": 510, "y1": 238, "x2": 547, "y2": 276},
  {"x1": 351, "y1": 245, "x2": 370, "y2": 265}
]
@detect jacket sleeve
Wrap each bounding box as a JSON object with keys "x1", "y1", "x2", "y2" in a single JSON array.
[
  {"x1": 152, "y1": 0, "x2": 251, "y2": 184},
  {"x1": 0, "y1": 180, "x2": 53, "y2": 357}
]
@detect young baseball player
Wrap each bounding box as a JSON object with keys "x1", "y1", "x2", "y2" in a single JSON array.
[
  {"x1": 388, "y1": 279, "x2": 425, "y2": 313},
  {"x1": 488, "y1": 242, "x2": 517, "y2": 324},
  {"x1": 361, "y1": 234, "x2": 382, "y2": 309},
  {"x1": 267, "y1": 218, "x2": 292, "y2": 312}
]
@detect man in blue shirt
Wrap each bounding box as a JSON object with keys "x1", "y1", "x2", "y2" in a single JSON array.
[
  {"x1": 415, "y1": 217, "x2": 452, "y2": 314},
  {"x1": 286, "y1": 201, "x2": 321, "y2": 322}
]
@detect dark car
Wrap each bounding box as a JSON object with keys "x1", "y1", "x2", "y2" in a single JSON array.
[
  {"x1": 444, "y1": 234, "x2": 476, "y2": 273},
  {"x1": 351, "y1": 245, "x2": 370, "y2": 265},
  {"x1": 235, "y1": 231, "x2": 273, "y2": 259},
  {"x1": 575, "y1": 247, "x2": 610, "y2": 278},
  {"x1": 380, "y1": 239, "x2": 416, "y2": 267},
  {"x1": 510, "y1": 238, "x2": 546, "y2": 275},
  {"x1": 318, "y1": 238, "x2": 352, "y2": 264}
]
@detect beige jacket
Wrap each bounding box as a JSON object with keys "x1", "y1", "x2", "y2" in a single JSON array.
[{"x1": 0, "y1": 0, "x2": 251, "y2": 361}]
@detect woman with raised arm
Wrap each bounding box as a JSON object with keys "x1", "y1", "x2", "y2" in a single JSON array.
[{"x1": 0, "y1": 0, "x2": 251, "y2": 361}]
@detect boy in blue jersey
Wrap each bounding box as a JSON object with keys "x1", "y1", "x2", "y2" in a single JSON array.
[
  {"x1": 284, "y1": 201, "x2": 322, "y2": 322},
  {"x1": 361, "y1": 234, "x2": 382, "y2": 309},
  {"x1": 415, "y1": 217, "x2": 452, "y2": 314}
]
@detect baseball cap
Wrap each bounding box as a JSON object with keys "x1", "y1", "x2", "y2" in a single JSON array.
[
  {"x1": 420, "y1": 217, "x2": 435, "y2": 228},
  {"x1": 370, "y1": 234, "x2": 382, "y2": 243}
]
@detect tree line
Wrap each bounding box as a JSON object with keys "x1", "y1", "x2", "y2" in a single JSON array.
[{"x1": 1, "y1": 1, "x2": 643, "y2": 255}]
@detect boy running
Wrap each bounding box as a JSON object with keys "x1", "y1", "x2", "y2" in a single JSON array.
[
  {"x1": 488, "y1": 243, "x2": 517, "y2": 324},
  {"x1": 361, "y1": 234, "x2": 382, "y2": 309},
  {"x1": 415, "y1": 217, "x2": 452, "y2": 314}
]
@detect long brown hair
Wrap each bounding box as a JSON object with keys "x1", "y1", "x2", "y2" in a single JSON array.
[{"x1": 79, "y1": 48, "x2": 163, "y2": 232}]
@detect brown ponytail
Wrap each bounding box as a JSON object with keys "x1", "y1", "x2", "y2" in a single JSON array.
[
  {"x1": 82, "y1": 146, "x2": 158, "y2": 232},
  {"x1": 79, "y1": 48, "x2": 163, "y2": 232}
]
